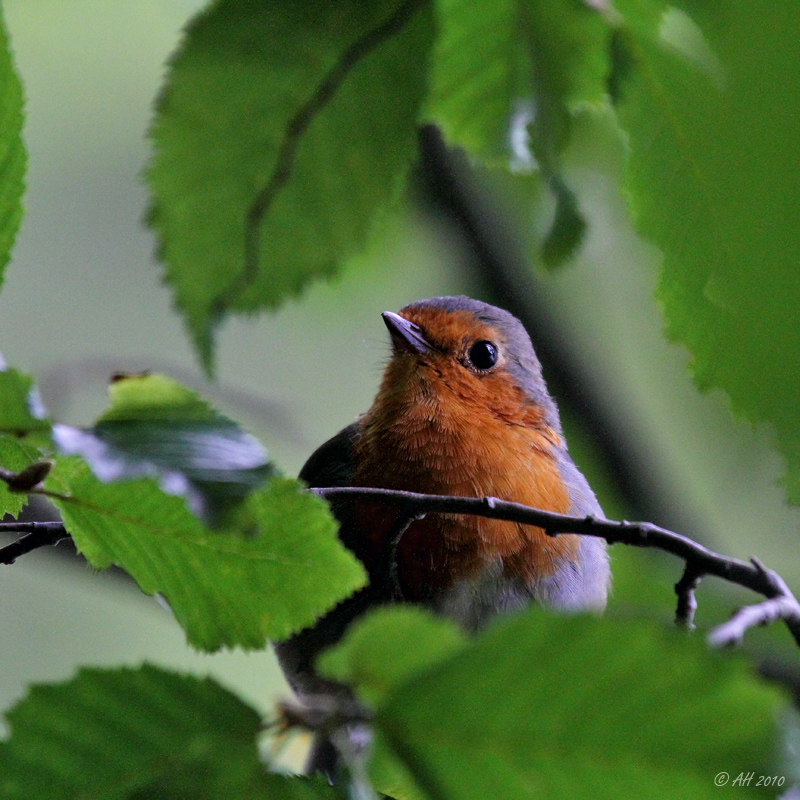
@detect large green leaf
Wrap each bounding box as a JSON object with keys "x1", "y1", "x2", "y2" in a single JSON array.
[
  {"x1": 613, "y1": 1, "x2": 800, "y2": 502},
  {"x1": 148, "y1": 0, "x2": 434, "y2": 371},
  {"x1": 0, "y1": 664, "x2": 334, "y2": 799},
  {"x1": 53, "y1": 374, "x2": 272, "y2": 526},
  {"x1": 0, "y1": 5, "x2": 25, "y2": 290},
  {"x1": 323, "y1": 608, "x2": 783, "y2": 799},
  {"x1": 48, "y1": 458, "x2": 365, "y2": 651}
]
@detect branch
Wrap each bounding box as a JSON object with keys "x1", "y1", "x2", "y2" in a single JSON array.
[
  {"x1": 0, "y1": 522, "x2": 70, "y2": 564},
  {"x1": 2, "y1": 475, "x2": 795, "y2": 647},
  {"x1": 313, "y1": 486, "x2": 800, "y2": 648}
]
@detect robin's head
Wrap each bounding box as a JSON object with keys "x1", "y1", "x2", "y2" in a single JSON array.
[{"x1": 377, "y1": 296, "x2": 561, "y2": 432}]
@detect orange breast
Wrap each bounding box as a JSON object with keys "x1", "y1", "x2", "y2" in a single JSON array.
[{"x1": 351, "y1": 362, "x2": 578, "y2": 600}]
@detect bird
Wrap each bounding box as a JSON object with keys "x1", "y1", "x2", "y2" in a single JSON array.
[{"x1": 275, "y1": 295, "x2": 610, "y2": 774}]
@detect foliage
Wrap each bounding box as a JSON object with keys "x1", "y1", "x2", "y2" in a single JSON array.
[
  {"x1": 0, "y1": 366, "x2": 49, "y2": 516},
  {"x1": 321, "y1": 607, "x2": 782, "y2": 799},
  {"x1": 144, "y1": 0, "x2": 800, "y2": 503},
  {"x1": 53, "y1": 373, "x2": 275, "y2": 525},
  {"x1": 0, "y1": 0, "x2": 798, "y2": 798},
  {"x1": 147, "y1": 0, "x2": 434, "y2": 372},
  {"x1": 45, "y1": 374, "x2": 365, "y2": 652},
  {"x1": 0, "y1": 2, "x2": 24, "y2": 294},
  {"x1": 613, "y1": 0, "x2": 800, "y2": 503},
  {"x1": 48, "y1": 457, "x2": 364, "y2": 652},
  {"x1": 0, "y1": 664, "x2": 335, "y2": 799}
]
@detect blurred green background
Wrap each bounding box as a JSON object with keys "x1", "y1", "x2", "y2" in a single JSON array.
[{"x1": 0, "y1": 0, "x2": 797, "y2": 734}]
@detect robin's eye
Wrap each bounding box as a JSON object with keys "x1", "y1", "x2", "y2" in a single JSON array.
[{"x1": 467, "y1": 340, "x2": 498, "y2": 371}]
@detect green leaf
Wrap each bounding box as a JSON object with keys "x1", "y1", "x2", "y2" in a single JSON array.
[
  {"x1": 326, "y1": 608, "x2": 783, "y2": 799},
  {"x1": 0, "y1": 367, "x2": 49, "y2": 436},
  {"x1": 48, "y1": 459, "x2": 365, "y2": 651},
  {"x1": 319, "y1": 607, "x2": 467, "y2": 800},
  {"x1": 53, "y1": 374, "x2": 272, "y2": 526},
  {"x1": 0, "y1": 435, "x2": 43, "y2": 517},
  {"x1": 0, "y1": 664, "x2": 335, "y2": 799},
  {"x1": 524, "y1": 0, "x2": 610, "y2": 267},
  {"x1": 613, "y1": 1, "x2": 800, "y2": 503},
  {"x1": 318, "y1": 606, "x2": 467, "y2": 707},
  {"x1": 0, "y1": 6, "x2": 26, "y2": 290},
  {"x1": 147, "y1": 0, "x2": 434, "y2": 372},
  {"x1": 540, "y1": 176, "x2": 586, "y2": 267},
  {"x1": 425, "y1": 0, "x2": 520, "y2": 161},
  {"x1": 427, "y1": 0, "x2": 610, "y2": 266},
  {"x1": 0, "y1": 366, "x2": 51, "y2": 516},
  {"x1": 525, "y1": 0, "x2": 611, "y2": 110}
]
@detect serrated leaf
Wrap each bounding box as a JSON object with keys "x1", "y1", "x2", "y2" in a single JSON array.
[
  {"x1": 0, "y1": 664, "x2": 335, "y2": 799},
  {"x1": 48, "y1": 459, "x2": 365, "y2": 651},
  {"x1": 612, "y1": 2, "x2": 800, "y2": 503},
  {"x1": 147, "y1": 0, "x2": 434, "y2": 372},
  {"x1": 0, "y1": 6, "x2": 26, "y2": 290},
  {"x1": 325, "y1": 608, "x2": 782, "y2": 799},
  {"x1": 52, "y1": 374, "x2": 272, "y2": 526}
]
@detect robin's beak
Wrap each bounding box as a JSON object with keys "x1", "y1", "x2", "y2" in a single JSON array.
[{"x1": 382, "y1": 312, "x2": 434, "y2": 355}]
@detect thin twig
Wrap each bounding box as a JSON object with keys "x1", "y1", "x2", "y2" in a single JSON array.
[
  {"x1": 313, "y1": 486, "x2": 800, "y2": 648},
  {"x1": 675, "y1": 563, "x2": 703, "y2": 630},
  {"x1": 708, "y1": 596, "x2": 800, "y2": 648},
  {"x1": 707, "y1": 558, "x2": 800, "y2": 647},
  {"x1": 216, "y1": 0, "x2": 427, "y2": 314},
  {"x1": 277, "y1": 695, "x2": 372, "y2": 736}
]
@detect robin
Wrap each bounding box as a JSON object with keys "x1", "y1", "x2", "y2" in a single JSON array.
[{"x1": 276, "y1": 295, "x2": 610, "y2": 773}]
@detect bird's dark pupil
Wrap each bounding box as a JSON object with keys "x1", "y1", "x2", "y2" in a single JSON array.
[{"x1": 469, "y1": 340, "x2": 498, "y2": 370}]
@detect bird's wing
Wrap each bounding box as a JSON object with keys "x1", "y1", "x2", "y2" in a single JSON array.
[
  {"x1": 299, "y1": 422, "x2": 371, "y2": 562},
  {"x1": 547, "y1": 446, "x2": 610, "y2": 609},
  {"x1": 554, "y1": 446, "x2": 604, "y2": 518},
  {"x1": 299, "y1": 422, "x2": 359, "y2": 488}
]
